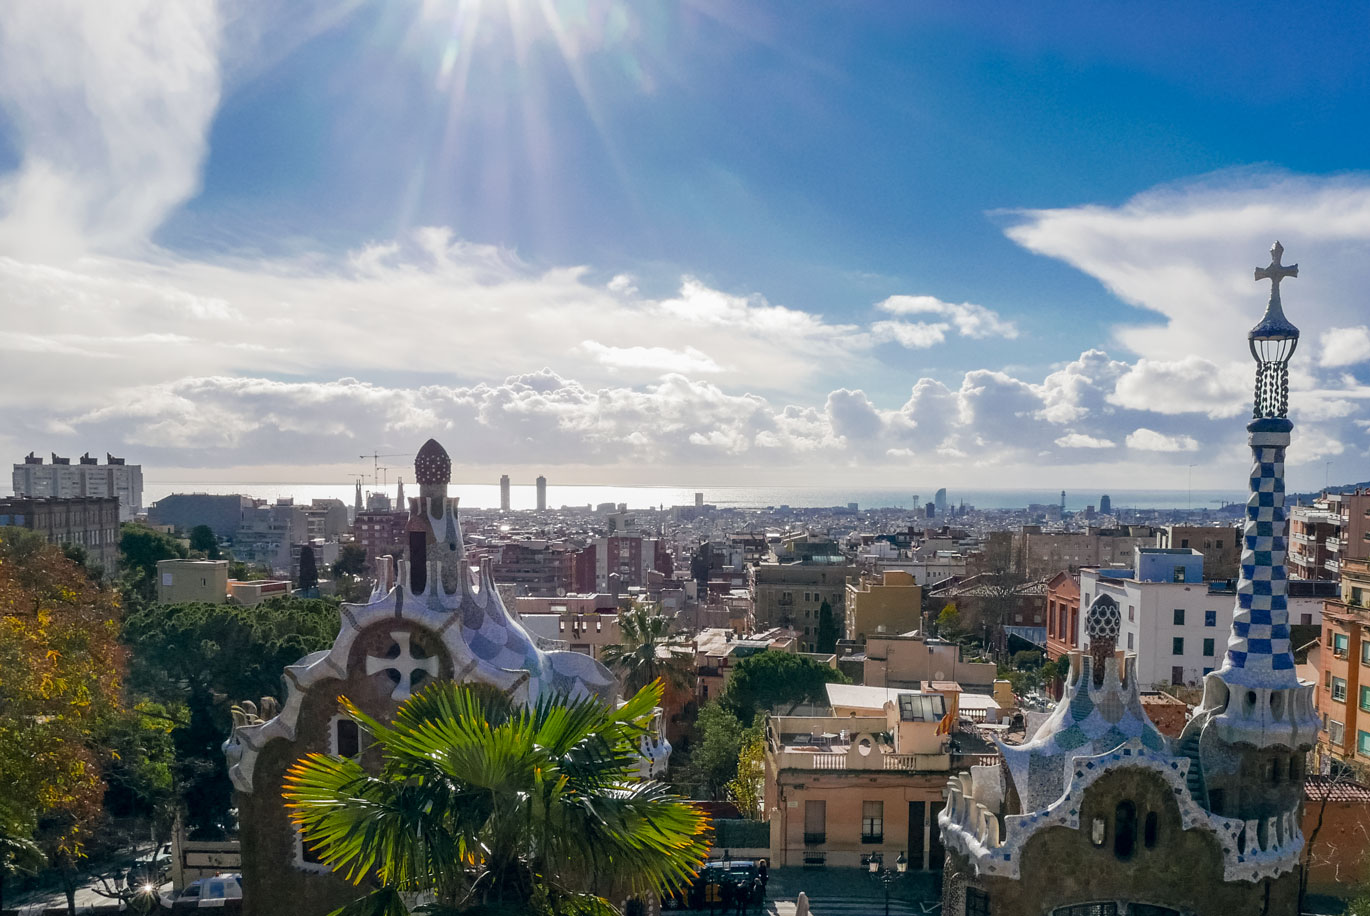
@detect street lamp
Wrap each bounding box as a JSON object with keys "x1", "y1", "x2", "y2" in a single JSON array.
[{"x1": 863, "y1": 851, "x2": 908, "y2": 916}]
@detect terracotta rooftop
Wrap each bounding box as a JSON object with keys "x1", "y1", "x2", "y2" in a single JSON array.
[{"x1": 1304, "y1": 776, "x2": 1370, "y2": 803}]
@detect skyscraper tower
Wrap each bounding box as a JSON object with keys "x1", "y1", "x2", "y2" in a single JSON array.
[
  {"x1": 1060, "y1": 489, "x2": 1066, "y2": 511},
  {"x1": 499, "y1": 474, "x2": 511, "y2": 512},
  {"x1": 1099, "y1": 493, "x2": 1112, "y2": 515},
  {"x1": 934, "y1": 487, "x2": 947, "y2": 517},
  {"x1": 535, "y1": 475, "x2": 547, "y2": 511}
]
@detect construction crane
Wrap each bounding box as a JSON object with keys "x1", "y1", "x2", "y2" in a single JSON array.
[{"x1": 359, "y1": 452, "x2": 408, "y2": 487}]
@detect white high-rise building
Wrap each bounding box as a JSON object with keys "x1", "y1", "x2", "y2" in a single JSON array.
[{"x1": 13, "y1": 452, "x2": 143, "y2": 521}]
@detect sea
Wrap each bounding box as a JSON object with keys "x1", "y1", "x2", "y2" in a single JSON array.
[{"x1": 138, "y1": 482, "x2": 1247, "y2": 514}]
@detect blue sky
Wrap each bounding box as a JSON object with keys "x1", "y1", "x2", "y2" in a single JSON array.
[{"x1": 2, "y1": 1, "x2": 1369, "y2": 490}]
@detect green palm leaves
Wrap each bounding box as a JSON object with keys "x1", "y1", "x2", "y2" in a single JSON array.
[
  {"x1": 283, "y1": 680, "x2": 710, "y2": 916},
  {"x1": 600, "y1": 605, "x2": 694, "y2": 696}
]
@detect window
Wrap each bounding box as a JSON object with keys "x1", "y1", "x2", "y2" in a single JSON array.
[
  {"x1": 803, "y1": 800, "x2": 826, "y2": 845},
  {"x1": 1172, "y1": 637, "x2": 1185, "y2": 655},
  {"x1": 1171, "y1": 666, "x2": 1184, "y2": 685},
  {"x1": 1216, "y1": 539, "x2": 1224, "y2": 549},
  {"x1": 1173, "y1": 608, "x2": 1185, "y2": 626},
  {"x1": 1114, "y1": 800, "x2": 1137, "y2": 858},
  {"x1": 1363, "y1": 641, "x2": 1370, "y2": 666},
  {"x1": 966, "y1": 889, "x2": 990, "y2": 916},
  {"x1": 1203, "y1": 667, "x2": 1213, "y2": 676},
  {"x1": 1330, "y1": 720, "x2": 1345, "y2": 745},
  {"x1": 1174, "y1": 566, "x2": 1187, "y2": 583},
  {"x1": 1054, "y1": 903, "x2": 1118, "y2": 916},
  {"x1": 1203, "y1": 638, "x2": 1215, "y2": 657},
  {"x1": 861, "y1": 801, "x2": 884, "y2": 843},
  {"x1": 1333, "y1": 677, "x2": 1348, "y2": 703},
  {"x1": 1143, "y1": 811, "x2": 1158, "y2": 848},
  {"x1": 1361, "y1": 686, "x2": 1370, "y2": 712},
  {"x1": 1127, "y1": 632, "x2": 1134, "y2": 650},
  {"x1": 1334, "y1": 633, "x2": 1350, "y2": 658},
  {"x1": 335, "y1": 719, "x2": 361, "y2": 758},
  {"x1": 1205, "y1": 610, "x2": 1217, "y2": 627},
  {"x1": 1359, "y1": 731, "x2": 1370, "y2": 756}
]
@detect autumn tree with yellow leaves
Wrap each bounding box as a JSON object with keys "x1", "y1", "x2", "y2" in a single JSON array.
[{"x1": 0, "y1": 529, "x2": 125, "y2": 908}]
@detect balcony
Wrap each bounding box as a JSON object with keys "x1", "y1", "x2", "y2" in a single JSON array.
[{"x1": 1328, "y1": 537, "x2": 1343, "y2": 553}]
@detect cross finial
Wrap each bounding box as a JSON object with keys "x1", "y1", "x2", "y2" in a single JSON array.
[{"x1": 1254, "y1": 240, "x2": 1298, "y2": 298}]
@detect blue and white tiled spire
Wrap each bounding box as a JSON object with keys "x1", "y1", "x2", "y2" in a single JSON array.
[
  {"x1": 1202, "y1": 242, "x2": 1318, "y2": 748},
  {"x1": 1219, "y1": 242, "x2": 1299, "y2": 687}
]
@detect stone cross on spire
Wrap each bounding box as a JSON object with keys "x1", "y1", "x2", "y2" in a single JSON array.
[{"x1": 1254, "y1": 241, "x2": 1298, "y2": 306}]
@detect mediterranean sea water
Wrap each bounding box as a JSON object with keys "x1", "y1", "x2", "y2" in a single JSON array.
[{"x1": 138, "y1": 482, "x2": 1247, "y2": 513}]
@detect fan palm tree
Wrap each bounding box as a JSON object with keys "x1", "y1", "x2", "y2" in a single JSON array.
[
  {"x1": 283, "y1": 680, "x2": 709, "y2": 916},
  {"x1": 600, "y1": 604, "x2": 694, "y2": 695}
]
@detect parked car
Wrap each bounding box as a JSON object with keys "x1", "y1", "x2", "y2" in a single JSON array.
[
  {"x1": 663, "y1": 860, "x2": 765, "y2": 909},
  {"x1": 173, "y1": 873, "x2": 242, "y2": 910},
  {"x1": 126, "y1": 843, "x2": 172, "y2": 890}
]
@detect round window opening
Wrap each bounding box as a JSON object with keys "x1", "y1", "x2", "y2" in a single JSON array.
[{"x1": 858, "y1": 738, "x2": 873, "y2": 756}]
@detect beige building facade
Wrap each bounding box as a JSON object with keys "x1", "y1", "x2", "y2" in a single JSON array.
[
  {"x1": 863, "y1": 632, "x2": 997, "y2": 691},
  {"x1": 157, "y1": 559, "x2": 229, "y2": 604},
  {"x1": 845, "y1": 570, "x2": 922, "y2": 641},
  {"x1": 765, "y1": 690, "x2": 960, "y2": 871}
]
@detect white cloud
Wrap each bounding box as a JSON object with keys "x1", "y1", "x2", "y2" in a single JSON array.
[
  {"x1": 0, "y1": 1, "x2": 221, "y2": 258},
  {"x1": 875, "y1": 294, "x2": 1018, "y2": 340},
  {"x1": 1109, "y1": 356, "x2": 1248, "y2": 419},
  {"x1": 580, "y1": 341, "x2": 722, "y2": 374},
  {"x1": 1125, "y1": 428, "x2": 1199, "y2": 452},
  {"x1": 1319, "y1": 326, "x2": 1370, "y2": 368},
  {"x1": 869, "y1": 320, "x2": 949, "y2": 349},
  {"x1": 1055, "y1": 433, "x2": 1116, "y2": 449}
]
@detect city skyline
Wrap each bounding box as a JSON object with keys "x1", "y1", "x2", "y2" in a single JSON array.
[{"x1": 2, "y1": 3, "x2": 1370, "y2": 489}]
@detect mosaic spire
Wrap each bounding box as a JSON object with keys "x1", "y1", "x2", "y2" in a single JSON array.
[{"x1": 1218, "y1": 242, "x2": 1301, "y2": 689}]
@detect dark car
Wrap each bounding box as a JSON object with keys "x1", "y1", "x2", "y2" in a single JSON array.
[{"x1": 664, "y1": 860, "x2": 765, "y2": 910}]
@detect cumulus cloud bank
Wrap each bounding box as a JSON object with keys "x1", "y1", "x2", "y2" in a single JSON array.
[{"x1": 1, "y1": 6, "x2": 1368, "y2": 489}]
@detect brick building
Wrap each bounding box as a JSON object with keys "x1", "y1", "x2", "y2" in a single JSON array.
[
  {"x1": 0, "y1": 495, "x2": 120, "y2": 575},
  {"x1": 352, "y1": 509, "x2": 407, "y2": 570},
  {"x1": 1045, "y1": 570, "x2": 1081, "y2": 660}
]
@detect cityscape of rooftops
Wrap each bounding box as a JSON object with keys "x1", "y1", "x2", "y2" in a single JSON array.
[{"x1": 3, "y1": 3, "x2": 1370, "y2": 916}]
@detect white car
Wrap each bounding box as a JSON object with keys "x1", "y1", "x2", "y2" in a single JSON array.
[{"x1": 174, "y1": 873, "x2": 242, "y2": 909}]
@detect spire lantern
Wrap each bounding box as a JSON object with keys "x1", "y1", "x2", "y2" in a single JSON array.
[{"x1": 1249, "y1": 241, "x2": 1300, "y2": 419}]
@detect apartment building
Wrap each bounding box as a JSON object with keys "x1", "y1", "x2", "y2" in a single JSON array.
[
  {"x1": 845, "y1": 570, "x2": 922, "y2": 641},
  {"x1": 1316, "y1": 557, "x2": 1370, "y2": 768},
  {"x1": 764, "y1": 683, "x2": 977, "y2": 871},
  {"x1": 1079, "y1": 548, "x2": 1333, "y2": 688}
]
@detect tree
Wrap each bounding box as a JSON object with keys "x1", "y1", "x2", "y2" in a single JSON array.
[
  {"x1": 121, "y1": 596, "x2": 340, "y2": 835},
  {"x1": 726, "y1": 732, "x2": 766, "y2": 818},
  {"x1": 0, "y1": 833, "x2": 45, "y2": 914},
  {"x1": 721, "y1": 651, "x2": 849, "y2": 723},
  {"x1": 331, "y1": 542, "x2": 371, "y2": 602},
  {"x1": 0, "y1": 529, "x2": 125, "y2": 912},
  {"x1": 331, "y1": 542, "x2": 368, "y2": 579},
  {"x1": 118, "y1": 523, "x2": 186, "y2": 604},
  {"x1": 815, "y1": 599, "x2": 839, "y2": 653},
  {"x1": 601, "y1": 603, "x2": 694, "y2": 694},
  {"x1": 284, "y1": 680, "x2": 710, "y2": 915},
  {"x1": 297, "y1": 543, "x2": 318, "y2": 592},
  {"x1": 1011, "y1": 649, "x2": 1043, "y2": 670},
  {"x1": 937, "y1": 604, "x2": 964, "y2": 641},
  {"x1": 687, "y1": 703, "x2": 751, "y2": 801},
  {"x1": 187, "y1": 525, "x2": 219, "y2": 560}
]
